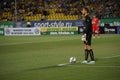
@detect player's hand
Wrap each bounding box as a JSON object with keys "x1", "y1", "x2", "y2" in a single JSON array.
[{"x1": 81, "y1": 34, "x2": 86, "y2": 41}]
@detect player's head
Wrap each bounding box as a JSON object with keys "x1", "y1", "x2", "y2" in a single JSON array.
[
  {"x1": 81, "y1": 7, "x2": 89, "y2": 15},
  {"x1": 93, "y1": 14, "x2": 96, "y2": 18}
]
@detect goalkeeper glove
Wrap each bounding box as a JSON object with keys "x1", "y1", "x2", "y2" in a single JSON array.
[{"x1": 81, "y1": 34, "x2": 86, "y2": 41}]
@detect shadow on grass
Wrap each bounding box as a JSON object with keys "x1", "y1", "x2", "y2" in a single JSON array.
[
  {"x1": 24, "y1": 65, "x2": 67, "y2": 72},
  {"x1": 24, "y1": 58, "x2": 99, "y2": 72}
]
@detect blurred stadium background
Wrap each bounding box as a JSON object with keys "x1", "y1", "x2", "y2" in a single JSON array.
[
  {"x1": 0, "y1": 0, "x2": 120, "y2": 80},
  {"x1": 0, "y1": 0, "x2": 120, "y2": 21}
]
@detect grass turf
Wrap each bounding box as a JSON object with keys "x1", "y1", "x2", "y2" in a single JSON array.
[{"x1": 0, "y1": 34, "x2": 120, "y2": 80}]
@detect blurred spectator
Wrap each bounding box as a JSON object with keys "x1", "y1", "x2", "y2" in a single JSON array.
[
  {"x1": 0, "y1": 0, "x2": 120, "y2": 21},
  {"x1": 15, "y1": 20, "x2": 22, "y2": 28},
  {"x1": 26, "y1": 20, "x2": 31, "y2": 27}
]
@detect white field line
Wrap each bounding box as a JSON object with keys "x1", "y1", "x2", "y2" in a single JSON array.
[
  {"x1": 57, "y1": 55, "x2": 120, "y2": 67},
  {"x1": 68, "y1": 65, "x2": 120, "y2": 68},
  {"x1": 102, "y1": 55, "x2": 120, "y2": 59},
  {"x1": 0, "y1": 37, "x2": 79, "y2": 46},
  {"x1": 0, "y1": 41, "x2": 41, "y2": 46},
  {"x1": 0, "y1": 34, "x2": 119, "y2": 46}
]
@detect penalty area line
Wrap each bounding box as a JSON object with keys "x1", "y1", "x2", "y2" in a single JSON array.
[
  {"x1": 68, "y1": 65, "x2": 120, "y2": 68},
  {"x1": 57, "y1": 63, "x2": 120, "y2": 68},
  {"x1": 57, "y1": 61, "x2": 81, "y2": 66},
  {"x1": 102, "y1": 55, "x2": 120, "y2": 59},
  {"x1": 57, "y1": 55, "x2": 120, "y2": 67}
]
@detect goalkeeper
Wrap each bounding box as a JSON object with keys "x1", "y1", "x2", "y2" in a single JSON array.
[{"x1": 81, "y1": 7, "x2": 95, "y2": 64}]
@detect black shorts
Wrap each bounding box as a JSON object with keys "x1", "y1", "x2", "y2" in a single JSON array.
[{"x1": 85, "y1": 34, "x2": 92, "y2": 45}]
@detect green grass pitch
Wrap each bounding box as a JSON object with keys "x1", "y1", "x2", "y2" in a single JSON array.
[{"x1": 0, "y1": 34, "x2": 120, "y2": 80}]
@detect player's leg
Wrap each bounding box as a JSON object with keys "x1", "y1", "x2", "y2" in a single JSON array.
[
  {"x1": 95, "y1": 26, "x2": 100, "y2": 38},
  {"x1": 92, "y1": 26, "x2": 95, "y2": 38},
  {"x1": 82, "y1": 44, "x2": 89, "y2": 63},
  {"x1": 97, "y1": 27, "x2": 100, "y2": 38},
  {"x1": 84, "y1": 44, "x2": 89, "y2": 61},
  {"x1": 87, "y1": 45, "x2": 94, "y2": 61},
  {"x1": 82, "y1": 35, "x2": 89, "y2": 64},
  {"x1": 86, "y1": 34, "x2": 95, "y2": 64},
  {"x1": 87, "y1": 45, "x2": 95, "y2": 64}
]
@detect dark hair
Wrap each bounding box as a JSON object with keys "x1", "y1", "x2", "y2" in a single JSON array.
[{"x1": 83, "y1": 7, "x2": 89, "y2": 13}]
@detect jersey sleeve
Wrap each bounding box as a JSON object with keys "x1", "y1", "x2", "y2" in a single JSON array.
[{"x1": 83, "y1": 16, "x2": 92, "y2": 34}]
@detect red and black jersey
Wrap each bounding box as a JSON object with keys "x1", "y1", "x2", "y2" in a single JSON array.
[{"x1": 92, "y1": 17, "x2": 99, "y2": 26}]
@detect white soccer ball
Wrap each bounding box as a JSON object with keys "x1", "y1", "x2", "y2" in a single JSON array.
[{"x1": 69, "y1": 57, "x2": 76, "y2": 63}]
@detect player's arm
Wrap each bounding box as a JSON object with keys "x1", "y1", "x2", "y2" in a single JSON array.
[
  {"x1": 82, "y1": 22, "x2": 87, "y2": 42},
  {"x1": 84, "y1": 16, "x2": 92, "y2": 34},
  {"x1": 81, "y1": 16, "x2": 91, "y2": 42},
  {"x1": 92, "y1": 19, "x2": 95, "y2": 24}
]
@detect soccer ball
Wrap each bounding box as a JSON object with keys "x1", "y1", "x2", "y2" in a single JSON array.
[{"x1": 69, "y1": 57, "x2": 76, "y2": 63}]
